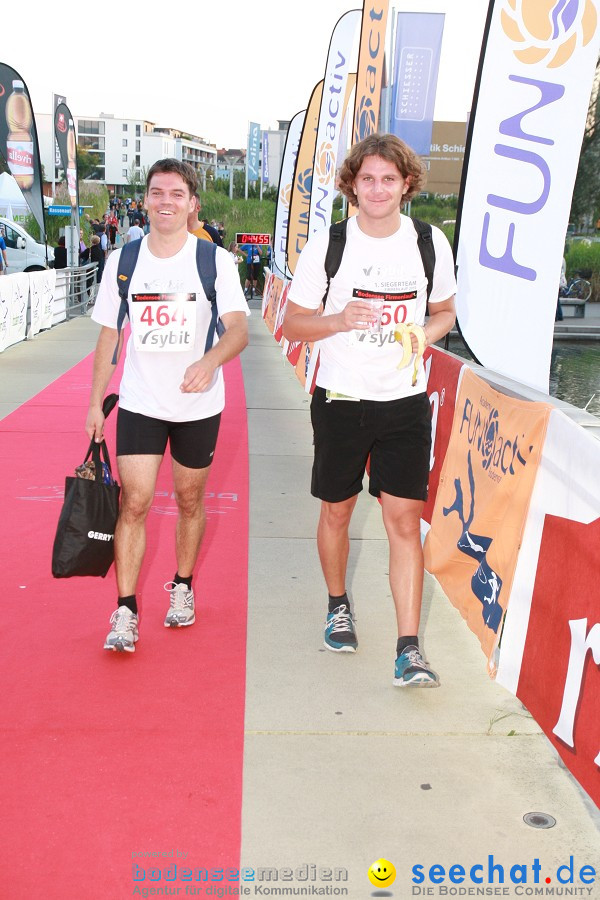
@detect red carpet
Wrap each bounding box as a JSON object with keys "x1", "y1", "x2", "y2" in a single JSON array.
[{"x1": 0, "y1": 354, "x2": 249, "y2": 897}]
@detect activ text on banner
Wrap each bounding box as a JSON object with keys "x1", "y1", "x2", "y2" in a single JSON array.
[
  {"x1": 390, "y1": 12, "x2": 445, "y2": 156},
  {"x1": 286, "y1": 81, "x2": 323, "y2": 277},
  {"x1": 273, "y1": 110, "x2": 304, "y2": 279},
  {"x1": 454, "y1": 0, "x2": 600, "y2": 392},
  {"x1": 352, "y1": 0, "x2": 389, "y2": 144},
  {"x1": 423, "y1": 367, "x2": 551, "y2": 676},
  {"x1": 308, "y1": 9, "x2": 360, "y2": 239}
]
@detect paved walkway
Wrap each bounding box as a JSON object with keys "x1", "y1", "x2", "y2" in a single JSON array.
[{"x1": 0, "y1": 307, "x2": 598, "y2": 894}]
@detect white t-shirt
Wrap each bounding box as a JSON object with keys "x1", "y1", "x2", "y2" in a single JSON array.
[
  {"x1": 92, "y1": 234, "x2": 248, "y2": 421},
  {"x1": 128, "y1": 225, "x2": 145, "y2": 242},
  {"x1": 287, "y1": 215, "x2": 456, "y2": 400}
]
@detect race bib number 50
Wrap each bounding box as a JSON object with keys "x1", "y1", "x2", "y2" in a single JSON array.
[{"x1": 131, "y1": 293, "x2": 196, "y2": 352}]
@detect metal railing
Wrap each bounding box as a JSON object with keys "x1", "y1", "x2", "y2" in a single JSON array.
[{"x1": 54, "y1": 263, "x2": 100, "y2": 318}]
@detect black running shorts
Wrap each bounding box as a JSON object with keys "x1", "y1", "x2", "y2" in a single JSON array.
[
  {"x1": 116, "y1": 408, "x2": 221, "y2": 469},
  {"x1": 310, "y1": 387, "x2": 432, "y2": 503}
]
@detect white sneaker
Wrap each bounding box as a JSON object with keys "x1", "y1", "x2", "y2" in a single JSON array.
[
  {"x1": 104, "y1": 607, "x2": 139, "y2": 653},
  {"x1": 164, "y1": 582, "x2": 195, "y2": 628}
]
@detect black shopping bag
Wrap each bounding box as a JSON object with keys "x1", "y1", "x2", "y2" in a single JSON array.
[{"x1": 52, "y1": 395, "x2": 120, "y2": 578}]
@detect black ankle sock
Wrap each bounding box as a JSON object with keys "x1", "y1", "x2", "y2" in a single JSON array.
[
  {"x1": 397, "y1": 635, "x2": 418, "y2": 657},
  {"x1": 118, "y1": 595, "x2": 138, "y2": 615},
  {"x1": 328, "y1": 592, "x2": 349, "y2": 614},
  {"x1": 174, "y1": 573, "x2": 192, "y2": 590}
]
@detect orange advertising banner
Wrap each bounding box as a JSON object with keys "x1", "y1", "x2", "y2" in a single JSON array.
[
  {"x1": 286, "y1": 80, "x2": 323, "y2": 276},
  {"x1": 423, "y1": 368, "x2": 551, "y2": 676},
  {"x1": 263, "y1": 274, "x2": 284, "y2": 335},
  {"x1": 352, "y1": 0, "x2": 389, "y2": 144}
]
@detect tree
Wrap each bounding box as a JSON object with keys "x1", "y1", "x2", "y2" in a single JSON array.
[
  {"x1": 126, "y1": 162, "x2": 149, "y2": 199},
  {"x1": 77, "y1": 147, "x2": 102, "y2": 181},
  {"x1": 571, "y1": 56, "x2": 600, "y2": 228}
]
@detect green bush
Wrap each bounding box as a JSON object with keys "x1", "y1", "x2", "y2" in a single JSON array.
[
  {"x1": 197, "y1": 193, "x2": 275, "y2": 249},
  {"x1": 24, "y1": 182, "x2": 109, "y2": 248},
  {"x1": 565, "y1": 239, "x2": 600, "y2": 301}
]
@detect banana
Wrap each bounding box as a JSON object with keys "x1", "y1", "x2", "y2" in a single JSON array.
[{"x1": 394, "y1": 323, "x2": 427, "y2": 386}]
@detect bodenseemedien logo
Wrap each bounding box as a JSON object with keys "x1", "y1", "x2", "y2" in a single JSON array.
[{"x1": 500, "y1": 0, "x2": 597, "y2": 68}]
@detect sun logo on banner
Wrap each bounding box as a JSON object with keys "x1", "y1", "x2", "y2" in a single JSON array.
[
  {"x1": 315, "y1": 142, "x2": 335, "y2": 182},
  {"x1": 296, "y1": 167, "x2": 313, "y2": 198},
  {"x1": 354, "y1": 96, "x2": 376, "y2": 140},
  {"x1": 500, "y1": 0, "x2": 597, "y2": 67},
  {"x1": 280, "y1": 183, "x2": 291, "y2": 208}
]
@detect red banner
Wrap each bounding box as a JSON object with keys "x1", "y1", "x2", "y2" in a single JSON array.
[{"x1": 422, "y1": 347, "x2": 465, "y2": 526}]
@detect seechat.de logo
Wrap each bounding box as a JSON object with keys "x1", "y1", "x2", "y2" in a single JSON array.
[
  {"x1": 500, "y1": 0, "x2": 597, "y2": 68},
  {"x1": 315, "y1": 142, "x2": 335, "y2": 181}
]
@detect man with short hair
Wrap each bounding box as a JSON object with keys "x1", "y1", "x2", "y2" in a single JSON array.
[
  {"x1": 187, "y1": 195, "x2": 224, "y2": 247},
  {"x1": 283, "y1": 133, "x2": 456, "y2": 687},
  {"x1": 86, "y1": 158, "x2": 249, "y2": 653},
  {"x1": 127, "y1": 218, "x2": 145, "y2": 242}
]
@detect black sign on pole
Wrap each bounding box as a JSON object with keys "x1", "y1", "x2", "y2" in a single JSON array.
[
  {"x1": 54, "y1": 103, "x2": 80, "y2": 267},
  {"x1": 0, "y1": 63, "x2": 46, "y2": 242}
]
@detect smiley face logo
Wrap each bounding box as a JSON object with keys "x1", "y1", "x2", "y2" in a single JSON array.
[{"x1": 368, "y1": 858, "x2": 396, "y2": 888}]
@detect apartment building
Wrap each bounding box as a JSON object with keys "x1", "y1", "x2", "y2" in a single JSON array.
[{"x1": 36, "y1": 112, "x2": 217, "y2": 194}]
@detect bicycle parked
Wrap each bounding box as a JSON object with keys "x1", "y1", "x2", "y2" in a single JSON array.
[{"x1": 559, "y1": 268, "x2": 592, "y2": 301}]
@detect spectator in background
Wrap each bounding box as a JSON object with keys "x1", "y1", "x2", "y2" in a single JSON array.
[
  {"x1": 187, "y1": 195, "x2": 224, "y2": 246},
  {"x1": 54, "y1": 235, "x2": 68, "y2": 270},
  {"x1": 556, "y1": 256, "x2": 566, "y2": 322},
  {"x1": 79, "y1": 229, "x2": 89, "y2": 265},
  {"x1": 90, "y1": 234, "x2": 105, "y2": 283},
  {"x1": 107, "y1": 211, "x2": 119, "y2": 250},
  {"x1": 128, "y1": 218, "x2": 145, "y2": 242},
  {"x1": 228, "y1": 241, "x2": 244, "y2": 270},
  {"x1": 0, "y1": 229, "x2": 8, "y2": 275},
  {"x1": 241, "y1": 242, "x2": 261, "y2": 299}
]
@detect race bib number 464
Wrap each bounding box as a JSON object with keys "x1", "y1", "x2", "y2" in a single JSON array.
[{"x1": 131, "y1": 293, "x2": 197, "y2": 352}]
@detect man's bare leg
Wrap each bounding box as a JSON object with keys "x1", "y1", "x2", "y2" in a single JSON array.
[
  {"x1": 317, "y1": 496, "x2": 358, "y2": 595},
  {"x1": 114, "y1": 454, "x2": 163, "y2": 596},
  {"x1": 172, "y1": 458, "x2": 212, "y2": 577},
  {"x1": 381, "y1": 492, "x2": 439, "y2": 685},
  {"x1": 318, "y1": 496, "x2": 359, "y2": 652}
]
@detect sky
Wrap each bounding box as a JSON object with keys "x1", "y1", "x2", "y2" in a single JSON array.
[{"x1": 6, "y1": 0, "x2": 489, "y2": 148}]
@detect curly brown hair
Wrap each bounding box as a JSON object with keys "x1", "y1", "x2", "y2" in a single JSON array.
[{"x1": 337, "y1": 133, "x2": 426, "y2": 207}]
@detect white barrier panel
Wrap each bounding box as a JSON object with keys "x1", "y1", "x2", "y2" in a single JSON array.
[
  {"x1": 27, "y1": 269, "x2": 57, "y2": 338},
  {"x1": 52, "y1": 269, "x2": 68, "y2": 325},
  {"x1": 28, "y1": 270, "x2": 44, "y2": 338},
  {"x1": 0, "y1": 272, "x2": 28, "y2": 353},
  {"x1": 41, "y1": 268, "x2": 56, "y2": 330}
]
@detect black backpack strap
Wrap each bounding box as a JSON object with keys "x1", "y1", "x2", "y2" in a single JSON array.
[
  {"x1": 112, "y1": 239, "x2": 143, "y2": 364},
  {"x1": 411, "y1": 217, "x2": 436, "y2": 301},
  {"x1": 196, "y1": 239, "x2": 222, "y2": 353},
  {"x1": 322, "y1": 219, "x2": 348, "y2": 308}
]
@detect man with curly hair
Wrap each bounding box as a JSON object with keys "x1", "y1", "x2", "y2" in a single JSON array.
[{"x1": 283, "y1": 133, "x2": 456, "y2": 687}]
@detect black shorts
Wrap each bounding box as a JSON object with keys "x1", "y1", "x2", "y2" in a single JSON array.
[
  {"x1": 116, "y1": 408, "x2": 221, "y2": 469},
  {"x1": 247, "y1": 262, "x2": 259, "y2": 279},
  {"x1": 310, "y1": 387, "x2": 432, "y2": 502}
]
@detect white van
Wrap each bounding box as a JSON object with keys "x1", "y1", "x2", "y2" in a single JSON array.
[{"x1": 0, "y1": 217, "x2": 54, "y2": 273}]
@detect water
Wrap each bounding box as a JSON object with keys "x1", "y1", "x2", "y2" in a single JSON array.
[{"x1": 444, "y1": 338, "x2": 600, "y2": 418}]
